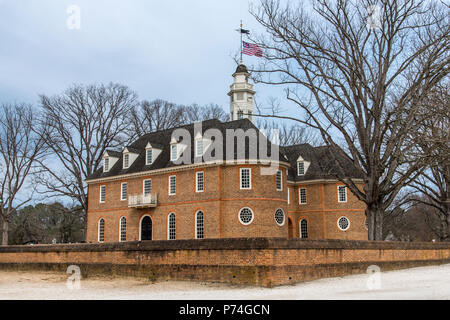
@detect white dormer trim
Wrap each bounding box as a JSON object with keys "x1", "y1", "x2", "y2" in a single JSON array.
[
  {"x1": 145, "y1": 142, "x2": 162, "y2": 166},
  {"x1": 296, "y1": 156, "x2": 311, "y2": 176},
  {"x1": 122, "y1": 147, "x2": 139, "y2": 169},
  {"x1": 194, "y1": 133, "x2": 212, "y2": 157},
  {"x1": 170, "y1": 138, "x2": 188, "y2": 162},
  {"x1": 103, "y1": 151, "x2": 119, "y2": 172}
]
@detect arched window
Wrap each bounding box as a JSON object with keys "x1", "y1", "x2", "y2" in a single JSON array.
[
  {"x1": 238, "y1": 207, "x2": 254, "y2": 225},
  {"x1": 168, "y1": 213, "x2": 176, "y2": 240},
  {"x1": 98, "y1": 218, "x2": 105, "y2": 242},
  {"x1": 196, "y1": 211, "x2": 204, "y2": 239},
  {"x1": 119, "y1": 217, "x2": 126, "y2": 242},
  {"x1": 300, "y1": 219, "x2": 308, "y2": 239}
]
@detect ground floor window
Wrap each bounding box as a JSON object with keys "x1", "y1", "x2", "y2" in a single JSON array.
[
  {"x1": 168, "y1": 212, "x2": 176, "y2": 240},
  {"x1": 196, "y1": 210, "x2": 204, "y2": 239},
  {"x1": 300, "y1": 219, "x2": 308, "y2": 238},
  {"x1": 239, "y1": 207, "x2": 254, "y2": 225},
  {"x1": 119, "y1": 217, "x2": 126, "y2": 242},
  {"x1": 338, "y1": 216, "x2": 350, "y2": 231},
  {"x1": 274, "y1": 208, "x2": 285, "y2": 226},
  {"x1": 98, "y1": 218, "x2": 105, "y2": 242}
]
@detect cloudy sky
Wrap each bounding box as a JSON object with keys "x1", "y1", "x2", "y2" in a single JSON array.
[{"x1": 0, "y1": 0, "x2": 300, "y2": 118}]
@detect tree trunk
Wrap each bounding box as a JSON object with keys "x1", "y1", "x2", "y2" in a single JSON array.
[
  {"x1": 366, "y1": 205, "x2": 384, "y2": 241},
  {"x1": 1, "y1": 215, "x2": 9, "y2": 246}
]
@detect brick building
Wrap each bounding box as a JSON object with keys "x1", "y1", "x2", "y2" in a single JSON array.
[{"x1": 85, "y1": 64, "x2": 367, "y2": 243}]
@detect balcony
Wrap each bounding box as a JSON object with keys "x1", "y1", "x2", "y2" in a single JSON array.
[{"x1": 128, "y1": 194, "x2": 158, "y2": 208}]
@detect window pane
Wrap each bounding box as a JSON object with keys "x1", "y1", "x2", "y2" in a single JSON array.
[
  {"x1": 298, "y1": 161, "x2": 305, "y2": 175},
  {"x1": 121, "y1": 183, "x2": 127, "y2": 200},
  {"x1": 104, "y1": 158, "x2": 109, "y2": 171},
  {"x1": 144, "y1": 180, "x2": 151, "y2": 195},
  {"x1": 124, "y1": 154, "x2": 129, "y2": 168},
  {"x1": 300, "y1": 219, "x2": 308, "y2": 238},
  {"x1": 196, "y1": 172, "x2": 204, "y2": 192},
  {"x1": 171, "y1": 145, "x2": 177, "y2": 161},
  {"x1": 276, "y1": 170, "x2": 282, "y2": 190},
  {"x1": 98, "y1": 219, "x2": 105, "y2": 242},
  {"x1": 299, "y1": 188, "x2": 307, "y2": 204},
  {"x1": 169, "y1": 176, "x2": 176, "y2": 195},
  {"x1": 100, "y1": 186, "x2": 106, "y2": 202},
  {"x1": 146, "y1": 149, "x2": 152, "y2": 165},
  {"x1": 120, "y1": 217, "x2": 126, "y2": 242},
  {"x1": 168, "y1": 213, "x2": 176, "y2": 240},
  {"x1": 196, "y1": 140, "x2": 203, "y2": 156},
  {"x1": 338, "y1": 186, "x2": 347, "y2": 202},
  {"x1": 240, "y1": 168, "x2": 251, "y2": 189},
  {"x1": 196, "y1": 211, "x2": 204, "y2": 239}
]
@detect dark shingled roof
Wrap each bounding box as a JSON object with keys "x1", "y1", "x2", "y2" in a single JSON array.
[
  {"x1": 280, "y1": 144, "x2": 364, "y2": 182},
  {"x1": 234, "y1": 64, "x2": 249, "y2": 74},
  {"x1": 87, "y1": 118, "x2": 288, "y2": 181}
]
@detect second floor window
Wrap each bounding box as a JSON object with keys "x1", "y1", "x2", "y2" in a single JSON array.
[
  {"x1": 240, "y1": 168, "x2": 251, "y2": 189},
  {"x1": 143, "y1": 179, "x2": 151, "y2": 196},
  {"x1": 196, "y1": 171, "x2": 204, "y2": 192},
  {"x1": 338, "y1": 186, "x2": 347, "y2": 202},
  {"x1": 276, "y1": 170, "x2": 282, "y2": 191},
  {"x1": 299, "y1": 188, "x2": 307, "y2": 204},
  {"x1": 99, "y1": 185, "x2": 106, "y2": 203},
  {"x1": 121, "y1": 182, "x2": 127, "y2": 201},
  {"x1": 169, "y1": 175, "x2": 176, "y2": 195}
]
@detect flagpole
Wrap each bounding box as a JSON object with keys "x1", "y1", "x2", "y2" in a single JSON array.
[{"x1": 240, "y1": 20, "x2": 243, "y2": 64}]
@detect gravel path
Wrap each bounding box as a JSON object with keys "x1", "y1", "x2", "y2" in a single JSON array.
[{"x1": 1, "y1": 263, "x2": 450, "y2": 300}]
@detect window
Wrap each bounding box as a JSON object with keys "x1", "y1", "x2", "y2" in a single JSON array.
[
  {"x1": 99, "y1": 185, "x2": 106, "y2": 203},
  {"x1": 288, "y1": 188, "x2": 290, "y2": 204},
  {"x1": 338, "y1": 186, "x2": 347, "y2": 202},
  {"x1": 299, "y1": 188, "x2": 307, "y2": 204},
  {"x1": 196, "y1": 171, "x2": 204, "y2": 192},
  {"x1": 196, "y1": 211, "x2": 204, "y2": 239},
  {"x1": 338, "y1": 216, "x2": 350, "y2": 231},
  {"x1": 238, "y1": 207, "x2": 254, "y2": 225},
  {"x1": 276, "y1": 170, "x2": 282, "y2": 191},
  {"x1": 146, "y1": 149, "x2": 153, "y2": 165},
  {"x1": 121, "y1": 182, "x2": 127, "y2": 201},
  {"x1": 240, "y1": 168, "x2": 251, "y2": 189},
  {"x1": 274, "y1": 209, "x2": 285, "y2": 226},
  {"x1": 196, "y1": 139, "x2": 204, "y2": 157},
  {"x1": 168, "y1": 213, "x2": 176, "y2": 240},
  {"x1": 169, "y1": 175, "x2": 176, "y2": 195},
  {"x1": 119, "y1": 217, "x2": 126, "y2": 242},
  {"x1": 300, "y1": 219, "x2": 308, "y2": 238},
  {"x1": 123, "y1": 154, "x2": 129, "y2": 168},
  {"x1": 297, "y1": 161, "x2": 305, "y2": 175},
  {"x1": 143, "y1": 179, "x2": 151, "y2": 196},
  {"x1": 237, "y1": 110, "x2": 244, "y2": 119},
  {"x1": 98, "y1": 218, "x2": 105, "y2": 242},
  {"x1": 237, "y1": 92, "x2": 244, "y2": 100},
  {"x1": 171, "y1": 144, "x2": 178, "y2": 161},
  {"x1": 103, "y1": 157, "x2": 109, "y2": 172}
]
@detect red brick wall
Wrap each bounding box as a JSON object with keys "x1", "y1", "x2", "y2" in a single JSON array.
[{"x1": 1, "y1": 238, "x2": 450, "y2": 287}]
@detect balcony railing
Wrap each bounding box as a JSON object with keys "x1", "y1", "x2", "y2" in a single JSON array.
[{"x1": 128, "y1": 193, "x2": 158, "y2": 208}]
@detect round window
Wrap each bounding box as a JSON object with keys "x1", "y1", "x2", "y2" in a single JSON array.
[
  {"x1": 338, "y1": 216, "x2": 350, "y2": 231},
  {"x1": 274, "y1": 209, "x2": 285, "y2": 226},
  {"x1": 239, "y1": 207, "x2": 254, "y2": 225}
]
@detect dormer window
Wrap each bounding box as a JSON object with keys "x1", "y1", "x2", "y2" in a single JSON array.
[
  {"x1": 196, "y1": 139, "x2": 204, "y2": 157},
  {"x1": 123, "y1": 153, "x2": 130, "y2": 169},
  {"x1": 103, "y1": 157, "x2": 109, "y2": 172},
  {"x1": 171, "y1": 144, "x2": 178, "y2": 161},
  {"x1": 298, "y1": 161, "x2": 305, "y2": 175},
  {"x1": 146, "y1": 148, "x2": 153, "y2": 165}
]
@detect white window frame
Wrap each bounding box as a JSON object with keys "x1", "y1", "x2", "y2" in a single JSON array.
[
  {"x1": 196, "y1": 171, "x2": 204, "y2": 193},
  {"x1": 171, "y1": 144, "x2": 178, "y2": 161},
  {"x1": 168, "y1": 175, "x2": 176, "y2": 195},
  {"x1": 98, "y1": 218, "x2": 105, "y2": 243},
  {"x1": 167, "y1": 212, "x2": 176, "y2": 240},
  {"x1": 238, "y1": 207, "x2": 254, "y2": 225},
  {"x1": 240, "y1": 168, "x2": 252, "y2": 190},
  {"x1": 143, "y1": 179, "x2": 152, "y2": 196},
  {"x1": 119, "y1": 216, "x2": 126, "y2": 242},
  {"x1": 276, "y1": 170, "x2": 283, "y2": 191},
  {"x1": 103, "y1": 157, "x2": 109, "y2": 172},
  {"x1": 120, "y1": 182, "x2": 127, "y2": 201},
  {"x1": 297, "y1": 161, "x2": 305, "y2": 175},
  {"x1": 146, "y1": 148, "x2": 153, "y2": 165},
  {"x1": 338, "y1": 186, "x2": 347, "y2": 203},
  {"x1": 337, "y1": 216, "x2": 350, "y2": 231},
  {"x1": 274, "y1": 208, "x2": 285, "y2": 226},
  {"x1": 300, "y1": 219, "x2": 308, "y2": 238},
  {"x1": 195, "y1": 139, "x2": 204, "y2": 157},
  {"x1": 123, "y1": 153, "x2": 130, "y2": 169},
  {"x1": 195, "y1": 210, "x2": 205, "y2": 239},
  {"x1": 299, "y1": 188, "x2": 307, "y2": 204},
  {"x1": 287, "y1": 188, "x2": 290, "y2": 204},
  {"x1": 99, "y1": 185, "x2": 106, "y2": 203}
]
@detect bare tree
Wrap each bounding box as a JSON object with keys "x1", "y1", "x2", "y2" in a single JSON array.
[
  {"x1": 256, "y1": 118, "x2": 319, "y2": 146},
  {"x1": 37, "y1": 83, "x2": 138, "y2": 239},
  {"x1": 250, "y1": 0, "x2": 449, "y2": 240},
  {"x1": 0, "y1": 104, "x2": 47, "y2": 245},
  {"x1": 184, "y1": 103, "x2": 229, "y2": 123},
  {"x1": 128, "y1": 99, "x2": 185, "y2": 140},
  {"x1": 407, "y1": 81, "x2": 450, "y2": 240}
]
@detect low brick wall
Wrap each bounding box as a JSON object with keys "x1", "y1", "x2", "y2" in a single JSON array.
[{"x1": 1, "y1": 238, "x2": 450, "y2": 287}]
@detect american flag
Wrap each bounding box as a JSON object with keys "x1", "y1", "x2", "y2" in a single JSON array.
[{"x1": 242, "y1": 41, "x2": 262, "y2": 57}]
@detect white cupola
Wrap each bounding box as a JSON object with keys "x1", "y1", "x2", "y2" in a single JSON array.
[{"x1": 228, "y1": 64, "x2": 255, "y2": 123}]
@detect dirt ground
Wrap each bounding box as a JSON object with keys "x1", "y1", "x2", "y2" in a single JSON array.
[{"x1": 1, "y1": 263, "x2": 450, "y2": 299}]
